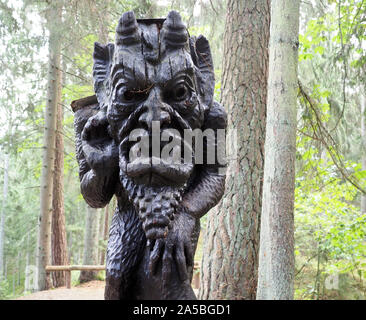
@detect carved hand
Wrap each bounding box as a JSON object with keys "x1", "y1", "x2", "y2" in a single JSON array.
[
  {"x1": 148, "y1": 209, "x2": 195, "y2": 285},
  {"x1": 81, "y1": 111, "x2": 119, "y2": 174}
]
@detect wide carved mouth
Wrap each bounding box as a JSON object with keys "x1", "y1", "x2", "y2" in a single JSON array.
[
  {"x1": 126, "y1": 156, "x2": 193, "y2": 187},
  {"x1": 119, "y1": 127, "x2": 194, "y2": 187}
]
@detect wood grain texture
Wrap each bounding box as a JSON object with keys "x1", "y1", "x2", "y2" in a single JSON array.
[{"x1": 73, "y1": 11, "x2": 227, "y2": 300}]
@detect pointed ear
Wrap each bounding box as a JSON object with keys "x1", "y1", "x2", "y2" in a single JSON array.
[
  {"x1": 93, "y1": 42, "x2": 114, "y2": 108},
  {"x1": 190, "y1": 35, "x2": 215, "y2": 107}
]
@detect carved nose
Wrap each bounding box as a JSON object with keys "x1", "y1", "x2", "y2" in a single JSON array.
[
  {"x1": 138, "y1": 110, "x2": 152, "y2": 130},
  {"x1": 138, "y1": 109, "x2": 171, "y2": 130},
  {"x1": 158, "y1": 111, "x2": 171, "y2": 126}
]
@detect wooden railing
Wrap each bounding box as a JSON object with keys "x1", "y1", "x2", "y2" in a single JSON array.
[
  {"x1": 46, "y1": 262, "x2": 201, "y2": 290},
  {"x1": 46, "y1": 265, "x2": 105, "y2": 289}
]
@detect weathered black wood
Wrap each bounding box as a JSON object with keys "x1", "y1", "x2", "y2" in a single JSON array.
[
  {"x1": 71, "y1": 95, "x2": 97, "y2": 112},
  {"x1": 72, "y1": 10, "x2": 227, "y2": 300}
]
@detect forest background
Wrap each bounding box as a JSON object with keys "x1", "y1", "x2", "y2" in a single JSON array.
[{"x1": 0, "y1": 0, "x2": 365, "y2": 300}]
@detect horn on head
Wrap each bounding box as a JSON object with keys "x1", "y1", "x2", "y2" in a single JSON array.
[
  {"x1": 115, "y1": 11, "x2": 141, "y2": 46},
  {"x1": 161, "y1": 11, "x2": 188, "y2": 50}
]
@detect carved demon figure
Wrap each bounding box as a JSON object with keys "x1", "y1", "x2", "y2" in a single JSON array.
[{"x1": 72, "y1": 11, "x2": 227, "y2": 300}]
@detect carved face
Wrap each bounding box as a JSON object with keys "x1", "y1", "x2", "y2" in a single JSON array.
[{"x1": 92, "y1": 11, "x2": 216, "y2": 239}]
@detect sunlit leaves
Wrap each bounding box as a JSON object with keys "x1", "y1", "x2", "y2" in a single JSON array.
[{"x1": 295, "y1": 141, "x2": 366, "y2": 296}]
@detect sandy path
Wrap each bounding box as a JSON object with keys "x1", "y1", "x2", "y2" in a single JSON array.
[
  {"x1": 16, "y1": 280, "x2": 199, "y2": 300},
  {"x1": 15, "y1": 280, "x2": 105, "y2": 300}
]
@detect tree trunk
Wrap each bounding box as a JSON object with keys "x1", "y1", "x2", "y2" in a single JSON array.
[
  {"x1": 36, "y1": 2, "x2": 62, "y2": 291},
  {"x1": 200, "y1": 0, "x2": 270, "y2": 300},
  {"x1": 79, "y1": 206, "x2": 100, "y2": 282},
  {"x1": 0, "y1": 153, "x2": 9, "y2": 279},
  {"x1": 78, "y1": 1, "x2": 109, "y2": 281},
  {"x1": 256, "y1": 0, "x2": 300, "y2": 300},
  {"x1": 68, "y1": 227, "x2": 73, "y2": 264},
  {"x1": 361, "y1": 93, "x2": 366, "y2": 214},
  {"x1": 51, "y1": 62, "x2": 69, "y2": 288}
]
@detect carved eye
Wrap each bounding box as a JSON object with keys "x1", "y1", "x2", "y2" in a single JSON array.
[
  {"x1": 123, "y1": 90, "x2": 135, "y2": 101},
  {"x1": 118, "y1": 87, "x2": 149, "y2": 104},
  {"x1": 172, "y1": 84, "x2": 189, "y2": 101}
]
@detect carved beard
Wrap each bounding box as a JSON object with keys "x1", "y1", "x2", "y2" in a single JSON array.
[
  {"x1": 116, "y1": 105, "x2": 194, "y2": 240},
  {"x1": 120, "y1": 174, "x2": 183, "y2": 239}
]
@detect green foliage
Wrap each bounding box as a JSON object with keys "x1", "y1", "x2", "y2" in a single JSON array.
[
  {"x1": 295, "y1": 0, "x2": 366, "y2": 298},
  {"x1": 0, "y1": 279, "x2": 10, "y2": 300},
  {"x1": 95, "y1": 271, "x2": 106, "y2": 281},
  {"x1": 0, "y1": 0, "x2": 365, "y2": 300},
  {"x1": 294, "y1": 144, "x2": 366, "y2": 299}
]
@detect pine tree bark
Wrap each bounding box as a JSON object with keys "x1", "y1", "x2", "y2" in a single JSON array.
[
  {"x1": 36, "y1": 2, "x2": 62, "y2": 291},
  {"x1": 199, "y1": 0, "x2": 270, "y2": 300},
  {"x1": 0, "y1": 153, "x2": 9, "y2": 279},
  {"x1": 79, "y1": 206, "x2": 100, "y2": 282},
  {"x1": 256, "y1": 0, "x2": 300, "y2": 300},
  {"x1": 51, "y1": 64, "x2": 69, "y2": 288},
  {"x1": 78, "y1": 1, "x2": 109, "y2": 281}
]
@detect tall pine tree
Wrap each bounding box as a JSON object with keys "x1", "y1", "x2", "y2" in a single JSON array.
[
  {"x1": 36, "y1": 1, "x2": 63, "y2": 291},
  {"x1": 200, "y1": 0, "x2": 270, "y2": 299},
  {"x1": 257, "y1": 0, "x2": 300, "y2": 300}
]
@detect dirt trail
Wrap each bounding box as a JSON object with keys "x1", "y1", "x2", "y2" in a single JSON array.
[
  {"x1": 16, "y1": 281, "x2": 199, "y2": 300},
  {"x1": 15, "y1": 280, "x2": 105, "y2": 300}
]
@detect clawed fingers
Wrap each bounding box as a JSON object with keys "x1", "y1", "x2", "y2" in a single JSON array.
[
  {"x1": 149, "y1": 239, "x2": 164, "y2": 275},
  {"x1": 174, "y1": 241, "x2": 188, "y2": 281},
  {"x1": 184, "y1": 241, "x2": 194, "y2": 269},
  {"x1": 162, "y1": 241, "x2": 173, "y2": 290},
  {"x1": 81, "y1": 112, "x2": 109, "y2": 142},
  {"x1": 82, "y1": 116, "x2": 99, "y2": 141}
]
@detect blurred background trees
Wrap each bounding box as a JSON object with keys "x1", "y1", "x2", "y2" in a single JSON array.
[{"x1": 0, "y1": 0, "x2": 365, "y2": 300}]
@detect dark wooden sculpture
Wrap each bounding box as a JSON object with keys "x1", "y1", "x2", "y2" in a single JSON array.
[{"x1": 72, "y1": 11, "x2": 227, "y2": 300}]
